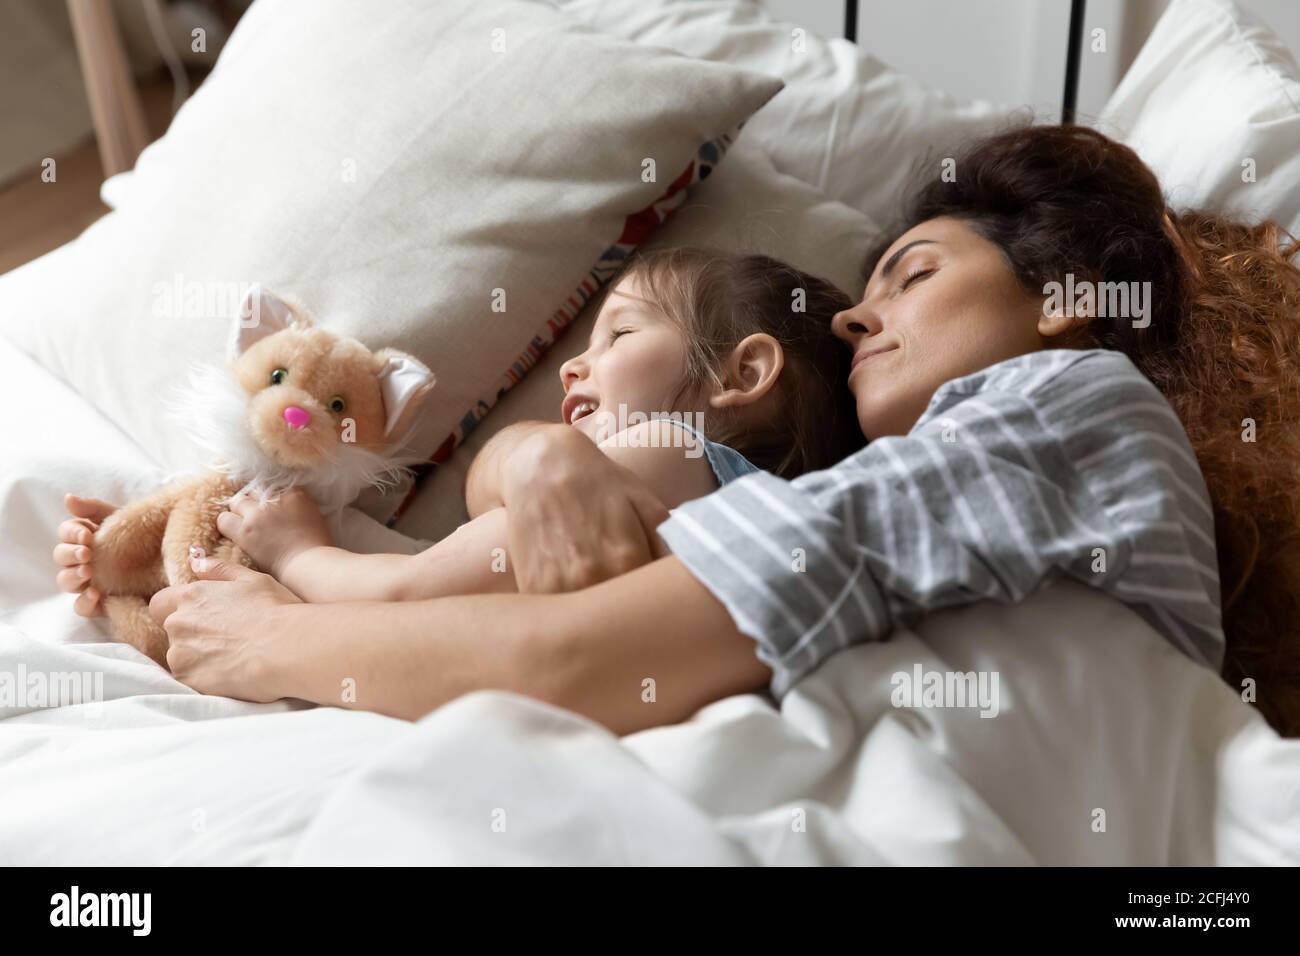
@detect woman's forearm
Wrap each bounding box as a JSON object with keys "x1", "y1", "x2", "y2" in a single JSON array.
[
  {"x1": 262, "y1": 590, "x2": 560, "y2": 721},
  {"x1": 261, "y1": 556, "x2": 771, "y2": 734},
  {"x1": 536, "y1": 556, "x2": 772, "y2": 732}
]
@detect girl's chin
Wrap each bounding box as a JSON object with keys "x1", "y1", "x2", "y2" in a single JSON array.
[
  {"x1": 570, "y1": 408, "x2": 618, "y2": 436},
  {"x1": 568, "y1": 415, "x2": 599, "y2": 439}
]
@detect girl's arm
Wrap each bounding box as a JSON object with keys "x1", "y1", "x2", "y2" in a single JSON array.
[
  {"x1": 159, "y1": 554, "x2": 772, "y2": 735},
  {"x1": 215, "y1": 490, "x2": 416, "y2": 603},
  {"x1": 277, "y1": 508, "x2": 517, "y2": 601},
  {"x1": 242, "y1": 423, "x2": 697, "y2": 603},
  {"x1": 468, "y1": 422, "x2": 684, "y2": 593},
  {"x1": 225, "y1": 488, "x2": 517, "y2": 602},
  {"x1": 464, "y1": 421, "x2": 555, "y2": 519},
  {"x1": 595, "y1": 420, "x2": 718, "y2": 510},
  {"x1": 467, "y1": 420, "x2": 716, "y2": 515},
  {"x1": 329, "y1": 422, "x2": 712, "y2": 601},
  {"x1": 374, "y1": 421, "x2": 713, "y2": 600},
  {"x1": 271, "y1": 549, "x2": 414, "y2": 603}
]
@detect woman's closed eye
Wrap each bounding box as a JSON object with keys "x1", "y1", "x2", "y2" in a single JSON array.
[{"x1": 901, "y1": 267, "x2": 935, "y2": 291}]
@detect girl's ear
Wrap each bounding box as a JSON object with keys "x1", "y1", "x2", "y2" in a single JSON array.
[
  {"x1": 375, "y1": 349, "x2": 437, "y2": 439},
  {"x1": 228, "y1": 285, "x2": 304, "y2": 360},
  {"x1": 709, "y1": 333, "x2": 784, "y2": 410}
]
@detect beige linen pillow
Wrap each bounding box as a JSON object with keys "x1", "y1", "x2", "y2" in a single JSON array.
[{"x1": 0, "y1": 0, "x2": 780, "y2": 522}]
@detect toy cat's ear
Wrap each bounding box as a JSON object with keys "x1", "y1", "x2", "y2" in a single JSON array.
[
  {"x1": 228, "y1": 285, "x2": 306, "y2": 361},
  {"x1": 375, "y1": 349, "x2": 437, "y2": 439}
]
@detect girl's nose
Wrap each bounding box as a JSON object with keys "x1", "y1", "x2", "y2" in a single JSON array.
[
  {"x1": 559, "y1": 355, "x2": 587, "y2": 390},
  {"x1": 283, "y1": 405, "x2": 311, "y2": 429}
]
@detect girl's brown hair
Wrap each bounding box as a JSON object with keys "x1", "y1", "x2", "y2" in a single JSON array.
[
  {"x1": 866, "y1": 124, "x2": 1300, "y2": 735},
  {"x1": 607, "y1": 247, "x2": 864, "y2": 479}
]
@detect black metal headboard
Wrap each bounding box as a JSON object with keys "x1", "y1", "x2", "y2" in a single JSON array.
[
  {"x1": 1061, "y1": 0, "x2": 1087, "y2": 123},
  {"x1": 841, "y1": 0, "x2": 1087, "y2": 123}
]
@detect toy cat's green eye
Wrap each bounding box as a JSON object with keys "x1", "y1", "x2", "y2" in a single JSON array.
[
  {"x1": 329, "y1": 396, "x2": 346, "y2": 414},
  {"x1": 269, "y1": 368, "x2": 288, "y2": 386}
]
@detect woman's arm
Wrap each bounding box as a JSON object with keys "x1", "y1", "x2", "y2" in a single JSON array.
[
  {"x1": 156, "y1": 555, "x2": 771, "y2": 735},
  {"x1": 652, "y1": 350, "x2": 1227, "y2": 697}
]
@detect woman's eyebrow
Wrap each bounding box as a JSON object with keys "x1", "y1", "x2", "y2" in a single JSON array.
[{"x1": 879, "y1": 239, "x2": 938, "y2": 280}]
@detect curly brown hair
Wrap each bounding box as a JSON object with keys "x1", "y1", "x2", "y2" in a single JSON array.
[{"x1": 866, "y1": 124, "x2": 1300, "y2": 736}]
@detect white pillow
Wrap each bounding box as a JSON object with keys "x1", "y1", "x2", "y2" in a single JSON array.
[
  {"x1": 394, "y1": 140, "x2": 880, "y2": 540},
  {"x1": 553, "y1": 0, "x2": 1014, "y2": 229},
  {"x1": 1098, "y1": 0, "x2": 1300, "y2": 236},
  {"x1": 0, "y1": 0, "x2": 780, "y2": 523}
]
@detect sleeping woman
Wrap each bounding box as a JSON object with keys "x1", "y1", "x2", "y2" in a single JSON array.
[{"x1": 55, "y1": 125, "x2": 1300, "y2": 737}]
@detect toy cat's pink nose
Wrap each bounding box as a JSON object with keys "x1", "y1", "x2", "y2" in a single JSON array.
[{"x1": 282, "y1": 405, "x2": 311, "y2": 429}]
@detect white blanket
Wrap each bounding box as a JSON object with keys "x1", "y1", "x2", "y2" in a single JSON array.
[{"x1": 2, "y1": 336, "x2": 1297, "y2": 865}]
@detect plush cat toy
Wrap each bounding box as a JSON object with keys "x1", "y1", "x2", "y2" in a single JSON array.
[{"x1": 91, "y1": 286, "x2": 436, "y2": 667}]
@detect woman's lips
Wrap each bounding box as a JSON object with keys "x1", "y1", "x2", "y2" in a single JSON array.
[{"x1": 849, "y1": 344, "x2": 898, "y2": 377}]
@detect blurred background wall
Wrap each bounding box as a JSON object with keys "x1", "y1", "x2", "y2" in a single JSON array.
[
  {"x1": 1, "y1": 0, "x2": 1296, "y2": 272},
  {"x1": 0, "y1": 0, "x2": 244, "y2": 187},
  {"x1": 765, "y1": 0, "x2": 1300, "y2": 120}
]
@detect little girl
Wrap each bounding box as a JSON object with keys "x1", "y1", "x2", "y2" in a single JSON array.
[{"x1": 56, "y1": 247, "x2": 863, "y2": 607}]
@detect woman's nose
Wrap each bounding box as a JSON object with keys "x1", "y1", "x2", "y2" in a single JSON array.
[{"x1": 832, "y1": 301, "x2": 880, "y2": 342}]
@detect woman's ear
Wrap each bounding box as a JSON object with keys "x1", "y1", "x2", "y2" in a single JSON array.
[
  {"x1": 1038, "y1": 306, "x2": 1080, "y2": 340},
  {"x1": 1038, "y1": 274, "x2": 1095, "y2": 342},
  {"x1": 1038, "y1": 306, "x2": 1094, "y2": 345},
  {"x1": 709, "y1": 333, "x2": 784, "y2": 410}
]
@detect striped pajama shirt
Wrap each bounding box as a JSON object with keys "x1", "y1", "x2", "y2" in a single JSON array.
[{"x1": 656, "y1": 347, "x2": 1225, "y2": 699}]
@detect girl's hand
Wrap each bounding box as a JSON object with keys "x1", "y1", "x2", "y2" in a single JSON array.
[
  {"x1": 217, "y1": 488, "x2": 334, "y2": 580},
  {"x1": 502, "y1": 425, "x2": 669, "y2": 593},
  {"x1": 52, "y1": 494, "x2": 118, "y2": 617}
]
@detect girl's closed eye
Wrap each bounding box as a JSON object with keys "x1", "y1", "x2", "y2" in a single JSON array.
[{"x1": 609, "y1": 327, "x2": 634, "y2": 344}]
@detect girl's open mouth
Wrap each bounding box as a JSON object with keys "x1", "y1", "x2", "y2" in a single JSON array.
[{"x1": 562, "y1": 394, "x2": 599, "y2": 425}]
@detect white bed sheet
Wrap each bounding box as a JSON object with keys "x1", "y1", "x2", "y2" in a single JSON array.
[{"x1": 1, "y1": 334, "x2": 1297, "y2": 866}]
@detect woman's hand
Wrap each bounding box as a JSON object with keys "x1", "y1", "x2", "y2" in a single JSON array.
[
  {"x1": 148, "y1": 555, "x2": 303, "y2": 702},
  {"x1": 216, "y1": 488, "x2": 333, "y2": 580},
  {"x1": 501, "y1": 425, "x2": 669, "y2": 593},
  {"x1": 52, "y1": 494, "x2": 117, "y2": 617}
]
